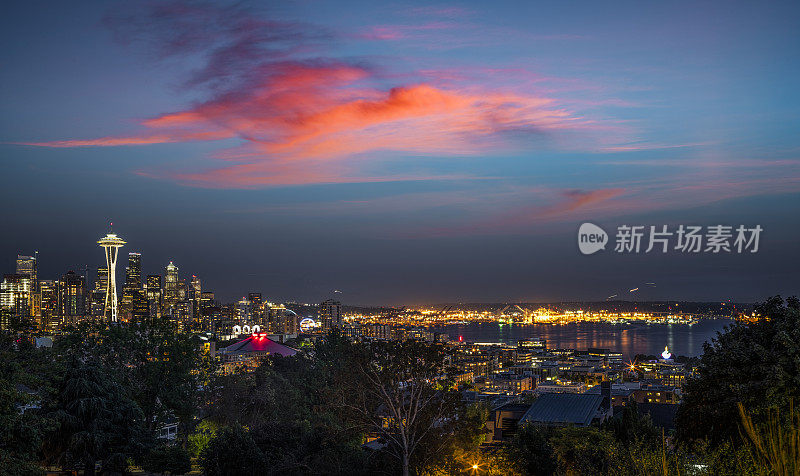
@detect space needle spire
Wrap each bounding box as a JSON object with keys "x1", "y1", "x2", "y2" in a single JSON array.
[{"x1": 97, "y1": 223, "x2": 125, "y2": 322}]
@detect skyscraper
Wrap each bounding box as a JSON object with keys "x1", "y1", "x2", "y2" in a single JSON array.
[
  {"x1": 39, "y1": 280, "x2": 58, "y2": 332},
  {"x1": 59, "y1": 271, "x2": 86, "y2": 325},
  {"x1": 146, "y1": 274, "x2": 162, "y2": 318},
  {"x1": 248, "y1": 292, "x2": 263, "y2": 324},
  {"x1": 236, "y1": 297, "x2": 253, "y2": 322},
  {"x1": 199, "y1": 291, "x2": 214, "y2": 319},
  {"x1": 91, "y1": 267, "x2": 108, "y2": 317},
  {"x1": 97, "y1": 230, "x2": 125, "y2": 322},
  {"x1": 121, "y1": 252, "x2": 143, "y2": 320},
  {"x1": 268, "y1": 304, "x2": 299, "y2": 335},
  {"x1": 125, "y1": 253, "x2": 142, "y2": 288},
  {"x1": 15, "y1": 254, "x2": 38, "y2": 321},
  {"x1": 191, "y1": 276, "x2": 202, "y2": 298},
  {"x1": 319, "y1": 299, "x2": 342, "y2": 330},
  {"x1": 131, "y1": 288, "x2": 149, "y2": 321},
  {"x1": 163, "y1": 261, "x2": 179, "y2": 309},
  {"x1": 189, "y1": 276, "x2": 202, "y2": 326},
  {"x1": 15, "y1": 255, "x2": 37, "y2": 291},
  {"x1": 0, "y1": 274, "x2": 31, "y2": 329}
]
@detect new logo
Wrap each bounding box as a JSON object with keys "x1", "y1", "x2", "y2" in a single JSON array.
[{"x1": 578, "y1": 223, "x2": 608, "y2": 255}]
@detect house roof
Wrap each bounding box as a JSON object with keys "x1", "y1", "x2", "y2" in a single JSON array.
[
  {"x1": 219, "y1": 334, "x2": 298, "y2": 357},
  {"x1": 494, "y1": 402, "x2": 532, "y2": 413},
  {"x1": 520, "y1": 393, "x2": 604, "y2": 426}
]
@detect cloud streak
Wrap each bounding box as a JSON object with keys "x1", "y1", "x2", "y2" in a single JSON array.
[{"x1": 418, "y1": 187, "x2": 627, "y2": 237}]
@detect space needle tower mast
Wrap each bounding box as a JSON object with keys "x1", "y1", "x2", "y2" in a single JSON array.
[{"x1": 97, "y1": 224, "x2": 125, "y2": 322}]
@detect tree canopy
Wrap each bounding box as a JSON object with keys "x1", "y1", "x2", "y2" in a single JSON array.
[{"x1": 676, "y1": 296, "x2": 800, "y2": 448}]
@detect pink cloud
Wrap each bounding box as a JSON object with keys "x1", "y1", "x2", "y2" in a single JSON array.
[
  {"x1": 22, "y1": 130, "x2": 234, "y2": 147},
  {"x1": 19, "y1": 1, "x2": 621, "y2": 189},
  {"x1": 26, "y1": 60, "x2": 596, "y2": 188}
]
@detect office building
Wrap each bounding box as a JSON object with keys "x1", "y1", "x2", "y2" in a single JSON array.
[
  {"x1": 59, "y1": 271, "x2": 86, "y2": 325},
  {"x1": 39, "y1": 280, "x2": 59, "y2": 332},
  {"x1": 319, "y1": 299, "x2": 342, "y2": 330},
  {"x1": 120, "y1": 252, "x2": 142, "y2": 320},
  {"x1": 189, "y1": 275, "x2": 202, "y2": 319},
  {"x1": 91, "y1": 267, "x2": 108, "y2": 317},
  {"x1": 163, "y1": 262, "x2": 180, "y2": 309},
  {"x1": 268, "y1": 304, "x2": 299, "y2": 334},
  {"x1": 16, "y1": 255, "x2": 38, "y2": 320},
  {"x1": 146, "y1": 274, "x2": 162, "y2": 318},
  {"x1": 1, "y1": 274, "x2": 31, "y2": 328},
  {"x1": 15, "y1": 255, "x2": 37, "y2": 292},
  {"x1": 236, "y1": 298, "x2": 252, "y2": 322}
]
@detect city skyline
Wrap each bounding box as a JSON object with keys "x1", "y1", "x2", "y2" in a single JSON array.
[
  {"x1": 0, "y1": 232, "x2": 776, "y2": 306},
  {"x1": 2, "y1": 0, "x2": 800, "y2": 305}
]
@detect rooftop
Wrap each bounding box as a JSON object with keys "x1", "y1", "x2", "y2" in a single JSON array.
[
  {"x1": 520, "y1": 393, "x2": 604, "y2": 427},
  {"x1": 219, "y1": 334, "x2": 298, "y2": 357}
]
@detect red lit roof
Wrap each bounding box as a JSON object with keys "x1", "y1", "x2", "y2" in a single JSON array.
[{"x1": 220, "y1": 334, "x2": 297, "y2": 357}]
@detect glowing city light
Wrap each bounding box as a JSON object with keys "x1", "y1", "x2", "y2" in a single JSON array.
[{"x1": 662, "y1": 345, "x2": 672, "y2": 360}]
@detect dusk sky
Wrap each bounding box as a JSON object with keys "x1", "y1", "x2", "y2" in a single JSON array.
[{"x1": 2, "y1": 0, "x2": 799, "y2": 305}]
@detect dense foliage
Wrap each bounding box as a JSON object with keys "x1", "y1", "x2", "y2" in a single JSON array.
[
  {"x1": 676, "y1": 296, "x2": 800, "y2": 448},
  {"x1": 0, "y1": 331, "x2": 53, "y2": 476},
  {"x1": 42, "y1": 356, "x2": 146, "y2": 474},
  {"x1": 141, "y1": 444, "x2": 192, "y2": 475}
]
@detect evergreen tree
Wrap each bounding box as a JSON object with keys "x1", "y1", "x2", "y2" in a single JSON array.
[
  {"x1": 200, "y1": 424, "x2": 266, "y2": 476},
  {"x1": 42, "y1": 356, "x2": 145, "y2": 476}
]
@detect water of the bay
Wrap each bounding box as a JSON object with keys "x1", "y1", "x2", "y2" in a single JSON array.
[{"x1": 430, "y1": 319, "x2": 733, "y2": 358}]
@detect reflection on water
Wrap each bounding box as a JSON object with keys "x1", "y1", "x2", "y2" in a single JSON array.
[{"x1": 430, "y1": 319, "x2": 733, "y2": 358}]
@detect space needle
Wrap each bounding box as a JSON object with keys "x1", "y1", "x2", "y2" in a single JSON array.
[{"x1": 97, "y1": 224, "x2": 125, "y2": 322}]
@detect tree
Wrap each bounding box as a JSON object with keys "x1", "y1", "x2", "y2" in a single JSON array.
[
  {"x1": 187, "y1": 419, "x2": 218, "y2": 459},
  {"x1": 203, "y1": 339, "x2": 368, "y2": 475},
  {"x1": 420, "y1": 402, "x2": 494, "y2": 475},
  {"x1": 200, "y1": 424, "x2": 266, "y2": 476},
  {"x1": 506, "y1": 424, "x2": 557, "y2": 476},
  {"x1": 141, "y1": 444, "x2": 192, "y2": 475},
  {"x1": 0, "y1": 387, "x2": 44, "y2": 476},
  {"x1": 601, "y1": 402, "x2": 660, "y2": 449},
  {"x1": 42, "y1": 356, "x2": 146, "y2": 476},
  {"x1": 549, "y1": 426, "x2": 626, "y2": 476},
  {"x1": 676, "y1": 296, "x2": 800, "y2": 448},
  {"x1": 508, "y1": 424, "x2": 627, "y2": 476},
  {"x1": 57, "y1": 319, "x2": 214, "y2": 443},
  {"x1": 0, "y1": 331, "x2": 54, "y2": 476},
  {"x1": 339, "y1": 339, "x2": 460, "y2": 476}
]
